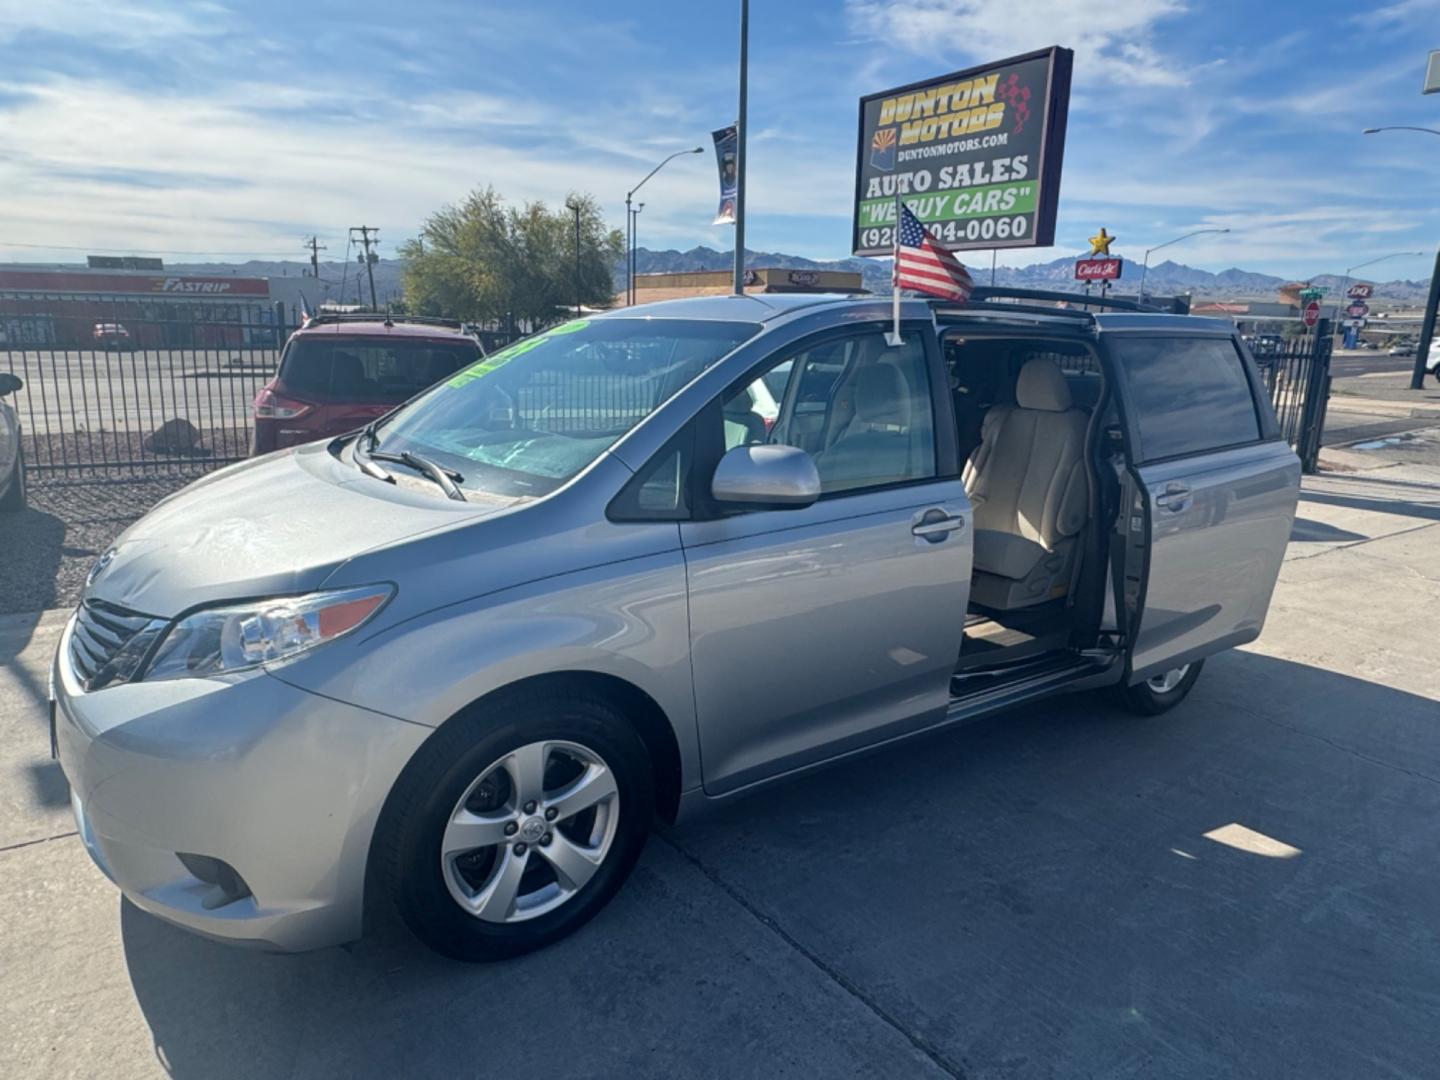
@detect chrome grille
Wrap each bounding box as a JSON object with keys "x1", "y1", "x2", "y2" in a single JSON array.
[{"x1": 69, "y1": 600, "x2": 160, "y2": 691}]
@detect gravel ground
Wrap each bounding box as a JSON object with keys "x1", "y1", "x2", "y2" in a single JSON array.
[
  {"x1": 22, "y1": 425, "x2": 252, "y2": 473},
  {"x1": 0, "y1": 473, "x2": 195, "y2": 614}
]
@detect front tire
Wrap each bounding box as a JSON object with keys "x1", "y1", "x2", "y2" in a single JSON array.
[
  {"x1": 373, "y1": 686, "x2": 654, "y2": 962},
  {"x1": 1112, "y1": 660, "x2": 1204, "y2": 716}
]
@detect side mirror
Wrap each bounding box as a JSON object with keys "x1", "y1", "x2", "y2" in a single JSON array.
[
  {"x1": 0, "y1": 373, "x2": 21, "y2": 396},
  {"x1": 711, "y1": 444, "x2": 820, "y2": 510}
]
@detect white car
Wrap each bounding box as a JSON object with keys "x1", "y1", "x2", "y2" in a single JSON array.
[{"x1": 1427, "y1": 339, "x2": 1440, "y2": 380}]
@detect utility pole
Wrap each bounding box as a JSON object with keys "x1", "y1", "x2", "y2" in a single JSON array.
[
  {"x1": 566, "y1": 199, "x2": 582, "y2": 317},
  {"x1": 732, "y1": 0, "x2": 749, "y2": 295},
  {"x1": 302, "y1": 235, "x2": 326, "y2": 278},
  {"x1": 350, "y1": 226, "x2": 379, "y2": 310}
]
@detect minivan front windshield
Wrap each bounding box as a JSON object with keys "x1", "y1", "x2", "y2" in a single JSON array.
[{"x1": 369, "y1": 318, "x2": 759, "y2": 497}]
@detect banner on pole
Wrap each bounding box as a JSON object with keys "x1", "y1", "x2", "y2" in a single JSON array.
[
  {"x1": 712, "y1": 125, "x2": 738, "y2": 225},
  {"x1": 852, "y1": 47, "x2": 1073, "y2": 257}
]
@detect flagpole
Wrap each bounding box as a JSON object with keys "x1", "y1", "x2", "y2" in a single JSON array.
[{"x1": 888, "y1": 192, "x2": 903, "y2": 346}]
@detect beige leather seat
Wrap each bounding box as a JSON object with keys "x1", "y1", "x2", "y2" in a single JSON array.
[{"x1": 962, "y1": 358, "x2": 1089, "y2": 610}]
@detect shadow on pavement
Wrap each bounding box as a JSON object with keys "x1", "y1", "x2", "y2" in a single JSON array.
[
  {"x1": 122, "y1": 650, "x2": 1440, "y2": 1080},
  {"x1": 0, "y1": 504, "x2": 64, "y2": 710},
  {"x1": 1301, "y1": 488, "x2": 1440, "y2": 522},
  {"x1": 1289, "y1": 516, "x2": 1366, "y2": 543}
]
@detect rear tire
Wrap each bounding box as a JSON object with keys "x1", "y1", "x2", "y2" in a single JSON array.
[
  {"x1": 0, "y1": 449, "x2": 26, "y2": 512},
  {"x1": 373, "y1": 685, "x2": 654, "y2": 962},
  {"x1": 1111, "y1": 659, "x2": 1204, "y2": 716}
]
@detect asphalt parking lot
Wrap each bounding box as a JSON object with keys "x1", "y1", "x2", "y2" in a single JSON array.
[
  {"x1": 1, "y1": 347, "x2": 274, "y2": 436},
  {"x1": 2, "y1": 463, "x2": 1439, "y2": 1079}
]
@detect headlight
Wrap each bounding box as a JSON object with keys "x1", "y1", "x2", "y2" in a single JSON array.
[{"x1": 141, "y1": 585, "x2": 393, "y2": 682}]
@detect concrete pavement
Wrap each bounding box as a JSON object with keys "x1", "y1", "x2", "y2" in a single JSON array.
[{"x1": 2, "y1": 466, "x2": 1439, "y2": 1079}]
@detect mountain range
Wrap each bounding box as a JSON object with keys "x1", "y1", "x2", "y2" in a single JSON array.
[
  {"x1": 622, "y1": 247, "x2": 1434, "y2": 303},
  {"x1": 155, "y1": 251, "x2": 1432, "y2": 304}
]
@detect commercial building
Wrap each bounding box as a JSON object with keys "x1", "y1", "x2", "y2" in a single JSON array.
[{"x1": 0, "y1": 265, "x2": 275, "y2": 348}]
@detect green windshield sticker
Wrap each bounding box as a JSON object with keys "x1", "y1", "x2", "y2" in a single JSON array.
[
  {"x1": 446, "y1": 335, "x2": 549, "y2": 388},
  {"x1": 444, "y1": 320, "x2": 591, "y2": 389}
]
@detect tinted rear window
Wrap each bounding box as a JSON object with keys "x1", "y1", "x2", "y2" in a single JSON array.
[
  {"x1": 280, "y1": 337, "x2": 480, "y2": 401},
  {"x1": 1112, "y1": 336, "x2": 1262, "y2": 461}
]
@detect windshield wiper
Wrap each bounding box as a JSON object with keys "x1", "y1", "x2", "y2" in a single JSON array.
[
  {"x1": 369, "y1": 449, "x2": 467, "y2": 502},
  {"x1": 352, "y1": 421, "x2": 393, "y2": 482}
]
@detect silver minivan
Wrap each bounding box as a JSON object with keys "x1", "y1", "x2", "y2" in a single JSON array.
[{"x1": 51, "y1": 291, "x2": 1300, "y2": 960}]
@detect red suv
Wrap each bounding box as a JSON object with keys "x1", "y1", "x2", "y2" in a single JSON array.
[{"x1": 251, "y1": 316, "x2": 484, "y2": 454}]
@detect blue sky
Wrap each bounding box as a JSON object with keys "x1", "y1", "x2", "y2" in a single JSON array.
[{"x1": 0, "y1": 0, "x2": 1437, "y2": 279}]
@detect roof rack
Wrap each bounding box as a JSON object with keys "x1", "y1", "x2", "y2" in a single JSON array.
[
  {"x1": 302, "y1": 313, "x2": 464, "y2": 330},
  {"x1": 963, "y1": 286, "x2": 1163, "y2": 313}
]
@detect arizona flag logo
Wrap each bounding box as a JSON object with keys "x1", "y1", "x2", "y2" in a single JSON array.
[{"x1": 870, "y1": 127, "x2": 897, "y2": 172}]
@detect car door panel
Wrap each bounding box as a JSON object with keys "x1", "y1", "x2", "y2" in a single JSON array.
[
  {"x1": 681, "y1": 480, "x2": 971, "y2": 794},
  {"x1": 1132, "y1": 438, "x2": 1299, "y2": 677}
]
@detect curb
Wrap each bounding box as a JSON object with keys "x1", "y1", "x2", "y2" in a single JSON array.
[{"x1": 1327, "y1": 395, "x2": 1440, "y2": 419}]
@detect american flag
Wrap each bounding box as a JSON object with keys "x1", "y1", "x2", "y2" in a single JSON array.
[{"x1": 894, "y1": 203, "x2": 973, "y2": 303}]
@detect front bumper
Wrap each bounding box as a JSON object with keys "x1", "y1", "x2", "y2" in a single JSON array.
[{"x1": 52, "y1": 615, "x2": 430, "y2": 951}]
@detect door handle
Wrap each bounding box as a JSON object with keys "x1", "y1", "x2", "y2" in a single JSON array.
[
  {"x1": 1156, "y1": 482, "x2": 1191, "y2": 511},
  {"x1": 912, "y1": 514, "x2": 965, "y2": 540}
]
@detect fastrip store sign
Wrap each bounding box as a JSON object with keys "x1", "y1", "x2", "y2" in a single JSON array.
[
  {"x1": 1075, "y1": 257, "x2": 1122, "y2": 282},
  {"x1": 0, "y1": 270, "x2": 269, "y2": 297}
]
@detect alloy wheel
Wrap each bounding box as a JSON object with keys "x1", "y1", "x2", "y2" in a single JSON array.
[
  {"x1": 1146, "y1": 665, "x2": 1191, "y2": 695},
  {"x1": 441, "y1": 740, "x2": 620, "y2": 923}
]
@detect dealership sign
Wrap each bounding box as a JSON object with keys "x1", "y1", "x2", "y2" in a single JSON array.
[
  {"x1": 852, "y1": 47, "x2": 1073, "y2": 256},
  {"x1": 1075, "y1": 257, "x2": 1123, "y2": 281}
]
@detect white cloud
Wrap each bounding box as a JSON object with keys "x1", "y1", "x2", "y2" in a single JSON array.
[
  {"x1": 846, "y1": 0, "x2": 1190, "y2": 85},
  {"x1": 1367, "y1": 0, "x2": 1440, "y2": 26},
  {"x1": 0, "y1": 1, "x2": 234, "y2": 48},
  {"x1": 0, "y1": 72, "x2": 854, "y2": 262}
]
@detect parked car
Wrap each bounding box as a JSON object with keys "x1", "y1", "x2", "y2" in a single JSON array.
[
  {"x1": 1388, "y1": 342, "x2": 1415, "y2": 357},
  {"x1": 251, "y1": 315, "x2": 486, "y2": 454},
  {"x1": 52, "y1": 291, "x2": 1300, "y2": 961},
  {"x1": 92, "y1": 322, "x2": 132, "y2": 350},
  {"x1": 0, "y1": 372, "x2": 24, "y2": 511},
  {"x1": 1243, "y1": 333, "x2": 1284, "y2": 357}
]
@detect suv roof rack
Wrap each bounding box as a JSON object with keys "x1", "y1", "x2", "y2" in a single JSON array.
[
  {"x1": 962, "y1": 286, "x2": 1163, "y2": 313},
  {"x1": 302, "y1": 313, "x2": 464, "y2": 330}
]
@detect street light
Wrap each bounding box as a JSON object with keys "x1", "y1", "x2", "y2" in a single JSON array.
[
  {"x1": 628, "y1": 203, "x2": 644, "y2": 305},
  {"x1": 625, "y1": 147, "x2": 704, "y2": 305},
  {"x1": 1362, "y1": 126, "x2": 1440, "y2": 136},
  {"x1": 1139, "y1": 228, "x2": 1231, "y2": 300},
  {"x1": 1363, "y1": 125, "x2": 1440, "y2": 389}
]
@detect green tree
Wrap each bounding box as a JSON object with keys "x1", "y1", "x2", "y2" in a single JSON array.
[{"x1": 400, "y1": 187, "x2": 623, "y2": 328}]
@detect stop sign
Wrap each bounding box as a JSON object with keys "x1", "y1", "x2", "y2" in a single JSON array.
[{"x1": 1303, "y1": 300, "x2": 1321, "y2": 328}]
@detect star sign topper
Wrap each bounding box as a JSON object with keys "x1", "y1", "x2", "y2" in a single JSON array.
[{"x1": 1088, "y1": 228, "x2": 1116, "y2": 257}]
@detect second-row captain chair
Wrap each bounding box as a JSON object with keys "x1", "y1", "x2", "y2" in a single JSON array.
[{"x1": 962, "y1": 357, "x2": 1089, "y2": 610}]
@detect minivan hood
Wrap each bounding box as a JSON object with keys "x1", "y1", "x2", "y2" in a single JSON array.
[{"x1": 86, "y1": 444, "x2": 513, "y2": 616}]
